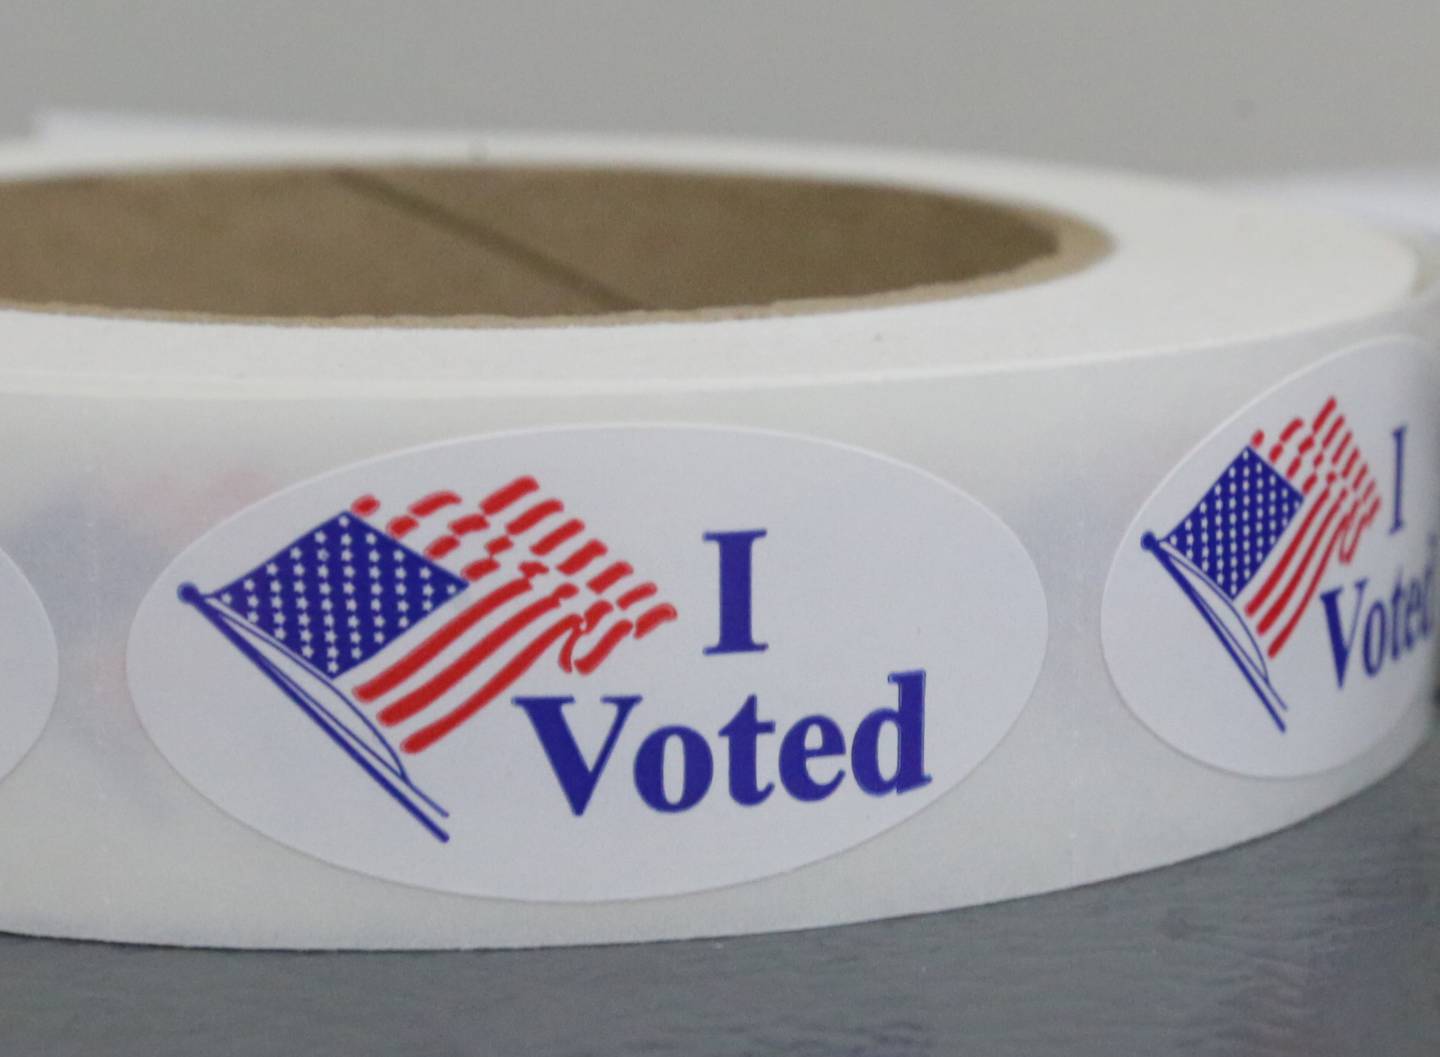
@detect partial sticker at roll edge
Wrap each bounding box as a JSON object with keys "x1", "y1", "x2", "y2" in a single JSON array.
[
  {"x1": 0, "y1": 544, "x2": 59, "y2": 784},
  {"x1": 1103, "y1": 336, "x2": 1440, "y2": 777}
]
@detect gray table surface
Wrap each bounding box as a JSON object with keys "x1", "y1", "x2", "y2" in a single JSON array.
[{"x1": 3, "y1": 726, "x2": 1436, "y2": 1057}]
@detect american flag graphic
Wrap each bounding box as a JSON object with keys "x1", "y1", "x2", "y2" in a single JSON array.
[
  {"x1": 180, "y1": 475, "x2": 678, "y2": 840},
  {"x1": 1142, "y1": 395, "x2": 1381, "y2": 730}
]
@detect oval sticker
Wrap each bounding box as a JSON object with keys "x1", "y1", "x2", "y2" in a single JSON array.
[
  {"x1": 0, "y1": 545, "x2": 58, "y2": 783},
  {"x1": 129, "y1": 427, "x2": 1047, "y2": 901},
  {"x1": 1104, "y1": 338, "x2": 1440, "y2": 777}
]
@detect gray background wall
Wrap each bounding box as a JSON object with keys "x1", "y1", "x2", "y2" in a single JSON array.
[{"x1": 4, "y1": 1, "x2": 1440, "y2": 176}]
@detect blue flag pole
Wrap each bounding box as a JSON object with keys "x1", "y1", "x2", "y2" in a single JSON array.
[
  {"x1": 179, "y1": 582, "x2": 451, "y2": 842},
  {"x1": 1141, "y1": 534, "x2": 1290, "y2": 732}
]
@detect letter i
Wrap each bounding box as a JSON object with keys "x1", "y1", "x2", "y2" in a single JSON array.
[
  {"x1": 1391, "y1": 424, "x2": 1407, "y2": 535},
  {"x1": 704, "y1": 529, "x2": 768, "y2": 655}
]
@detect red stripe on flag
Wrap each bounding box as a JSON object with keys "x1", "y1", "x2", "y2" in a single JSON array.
[
  {"x1": 425, "y1": 537, "x2": 460, "y2": 559},
  {"x1": 353, "y1": 577, "x2": 534, "y2": 702},
  {"x1": 1267, "y1": 514, "x2": 1347, "y2": 657},
  {"x1": 410, "y1": 491, "x2": 461, "y2": 517},
  {"x1": 573, "y1": 620, "x2": 634, "y2": 675},
  {"x1": 1336, "y1": 487, "x2": 1381, "y2": 563},
  {"x1": 481, "y1": 476, "x2": 539, "y2": 515},
  {"x1": 448, "y1": 513, "x2": 490, "y2": 535},
  {"x1": 463, "y1": 558, "x2": 499, "y2": 581},
  {"x1": 587, "y1": 561, "x2": 632, "y2": 594},
  {"x1": 401, "y1": 615, "x2": 583, "y2": 754},
  {"x1": 558, "y1": 602, "x2": 614, "y2": 672},
  {"x1": 508, "y1": 499, "x2": 563, "y2": 534},
  {"x1": 636, "y1": 603, "x2": 679, "y2": 638},
  {"x1": 559, "y1": 540, "x2": 607, "y2": 575},
  {"x1": 618, "y1": 583, "x2": 657, "y2": 609},
  {"x1": 378, "y1": 584, "x2": 580, "y2": 726},
  {"x1": 1332, "y1": 432, "x2": 1352, "y2": 466},
  {"x1": 388, "y1": 515, "x2": 419, "y2": 538},
  {"x1": 336, "y1": 473, "x2": 680, "y2": 751},
  {"x1": 1322, "y1": 415, "x2": 1345, "y2": 450},
  {"x1": 1245, "y1": 483, "x2": 1335, "y2": 616},
  {"x1": 1256, "y1": 493, "x2": 1346, "y2": 635},
  {"x1": 1340, "y1": 496, "x2": 1382, "y2": 562},
  {"x1": 533, "y1": 519, "x2": 585, "y2": 556},
  {"x1": 1341, "y1": 448, "x2": 1359, "y2": 479}
]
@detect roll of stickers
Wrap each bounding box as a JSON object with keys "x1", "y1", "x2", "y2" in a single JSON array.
[{"x1": 0, "y1": 135, "x2": 1435, "y2": 949}]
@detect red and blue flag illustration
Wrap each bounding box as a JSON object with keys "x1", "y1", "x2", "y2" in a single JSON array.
[
  {"x1": 180, "y1": 475, "x2": 678, "y2": 841},
  {"x1": 1142, "y1": 396, "x2": 1381, "y2": 730}
]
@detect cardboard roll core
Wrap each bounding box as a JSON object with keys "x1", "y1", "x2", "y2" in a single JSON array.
[{"x1": 0, "y1": 164, "x2": 1106, "y2": 321}]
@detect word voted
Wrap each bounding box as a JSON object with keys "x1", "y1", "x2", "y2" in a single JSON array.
[
  {"x1": 1321, "y1": 425, "x2": 1437, "y2": 686},
  {"x1": 516, "y1": 529, "x2": 933, "y2": 814},
  {"x1": 1321, "y1": 535, "x2": 1436, "y2": 686}
]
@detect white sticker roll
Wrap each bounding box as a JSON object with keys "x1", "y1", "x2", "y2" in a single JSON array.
[{"x1": 0, "y1": 135, "x2": 1435, "y2": 949}]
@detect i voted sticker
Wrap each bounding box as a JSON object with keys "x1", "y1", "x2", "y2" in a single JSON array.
[
  {"x1": 1104, "y1": 338, "x2": 1440, "y2": 777},
  {"x1": 0, "y1": 546, "x2": 58, "y2": 784},
  {"x1": 128, "y1": 427, "x2": 1047, "y2": 901}
]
